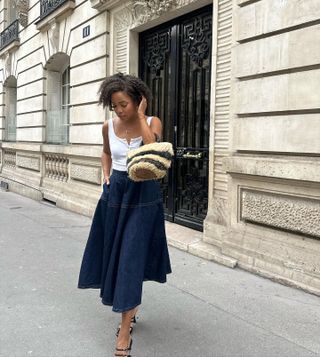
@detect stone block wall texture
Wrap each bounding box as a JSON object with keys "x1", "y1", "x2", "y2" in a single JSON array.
[
  {"x1": 233, "y1": 0, "x2": 320, "y2": 154},
  {"x1": 0, "y1": 0, "x2": 107, "y2": 213},
  {"x1": 223, "y1": 0, "x2": 320, "y2": 295},
  {"x1": 0, "y1": 0, "x2": 108, "y2": 145}
]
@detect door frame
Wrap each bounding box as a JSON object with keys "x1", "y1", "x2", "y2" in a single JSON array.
[{"x1": 138, "y1": 5, "x2": 213, "y2": 231}]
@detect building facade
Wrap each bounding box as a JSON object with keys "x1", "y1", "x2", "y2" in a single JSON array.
[{"x1": 0, "y1": 0, "x2": 319, "y2": 295}]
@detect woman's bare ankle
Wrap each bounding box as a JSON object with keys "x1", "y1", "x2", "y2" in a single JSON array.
[{"x1": 116, "y1": 328, "x2": 131, "y2": 347}]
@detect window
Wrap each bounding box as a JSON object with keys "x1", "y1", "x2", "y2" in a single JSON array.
[
  {"x1": 46, "y1": 54, "x2": 70, "y2": 144},
  {"x1": 61, "y1": 66, "x2": 70, "y2": 141},
  {"x1": 4, "y1": 76, "x2": 17, "y2": 142},
  {"x1": 7, "y1": 1, "x2": 18, "y2": 24}
]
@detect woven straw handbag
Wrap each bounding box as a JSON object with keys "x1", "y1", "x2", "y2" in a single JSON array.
[{"x1": 127, "y1": 142, "x2": 174, "y2": 182}]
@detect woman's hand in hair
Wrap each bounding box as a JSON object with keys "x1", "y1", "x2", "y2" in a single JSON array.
[{"x1": 138, "y1": 96, "x2": 148, "y2": 117}]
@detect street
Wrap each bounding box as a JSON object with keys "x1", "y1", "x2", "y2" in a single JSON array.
[{"x1": 1, "y1": 191, "x2": 320, "y2": 357}]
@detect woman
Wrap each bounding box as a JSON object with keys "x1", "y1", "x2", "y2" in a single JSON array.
[{"x1": 78, "y1": 73, "x2": 172, "y2": 357}]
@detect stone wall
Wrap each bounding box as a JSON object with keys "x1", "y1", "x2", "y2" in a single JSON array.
[
  {"x1": 222, "y1": 0, "x2": 320, "y2": 295},
  {"x1": 0, "y1": 0, "x2": 108, "y2": 214}
]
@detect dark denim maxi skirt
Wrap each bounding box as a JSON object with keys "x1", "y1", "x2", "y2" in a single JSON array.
[{"x1": 78, "y1": 169, "x2": 172, "y2": 312}]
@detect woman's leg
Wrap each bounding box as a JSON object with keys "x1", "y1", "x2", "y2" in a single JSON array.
[
  {"x1": 117, "y1": 306, "x2": 139, "y2": 334},
  {"x1": 115, "y1": 307, "x2": 137, "y2": 356}
]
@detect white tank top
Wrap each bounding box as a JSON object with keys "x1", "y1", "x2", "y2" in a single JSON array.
[{"x1": 108, "y1": 116, "x2": 153, "y2": 171}]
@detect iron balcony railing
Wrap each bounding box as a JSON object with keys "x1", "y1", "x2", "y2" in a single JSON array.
[
  {"x1": 40, "y1": 0, "x2": 74, "y2": 19},
  {"x1": 0, "y1": 20, "x2": 19, "y2": 50}
]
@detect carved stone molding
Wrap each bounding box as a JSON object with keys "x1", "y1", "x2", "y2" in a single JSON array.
[
  {"x1": 3, "y1": 53, "x2": 11, "y2": 78},
  {"x1": 112, "y1": 6, "x2": 133, "y2": 74},
  {"x1": 131, "y1": 0, "x2": 177, "y2": 25},
  {"x1": 16, "y1": 154, "x2": 40, "y2": 171},
  {"x1": 108, "y1": 0, "x2": 198, "y2": 30},
  {"x1": 241, "y1": 189, "x2": 320, "y2": 238},
  {"x1": 48, "y1": 20, "x2": 60, "y2": 54},
  {"x1": 16, "y1": 0, "x2": 29, "y2": 28},
  {"x1": 70, "y1": 163, "x2": 102, "y2": 185},
  {"x1": 113, "y1": 7, "x2": 133, "y2": 31},
  {"x1": 110, "y1": 0, "x2": 198, "y2": 74},
  {"x1": 130, "y1": 0, "x2": 198, "y2": 27},
  {"x1": 91, "y1": 0, "x2": 193, "y2": 13}
]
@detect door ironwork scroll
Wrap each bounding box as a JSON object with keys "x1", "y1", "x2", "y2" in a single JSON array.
[{"x1": 140, "y1": 5, "x2": 212, "y2": 231}]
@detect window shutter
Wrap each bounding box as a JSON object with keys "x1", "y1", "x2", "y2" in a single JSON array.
[
  {"x1": 5, "y1": 84, "x2": 17, "y2": 141},
  {"x1": 47, "y1": 71, "x2": 62, "y2": 143}
]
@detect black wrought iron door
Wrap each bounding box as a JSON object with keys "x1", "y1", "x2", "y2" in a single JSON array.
[{"x1": 139, "y1": 5, "x2": 212, "y2": 231}]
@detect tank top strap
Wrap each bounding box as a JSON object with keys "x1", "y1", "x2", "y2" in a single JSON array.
[
  {"x1": 108, "y1": 118, "x2": 115, "y2": 138},
  {"x1": 147, "y1": 116, "x2": 153, "y2": 125}
]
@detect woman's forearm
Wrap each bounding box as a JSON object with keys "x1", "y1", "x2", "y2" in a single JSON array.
[
  {"x1": 138, "y1": 114, "x2": 156, "y2": 144},
  {"x1": 101, "y1": 151, "x2": 112, "y2": 181}
]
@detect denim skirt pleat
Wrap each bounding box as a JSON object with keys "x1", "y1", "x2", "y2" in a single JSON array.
[{"x1": 78, "y1": 169, "x2": 172, "y2": 312}]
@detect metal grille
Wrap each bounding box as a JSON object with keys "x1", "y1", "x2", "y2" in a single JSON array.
[
  {"x1": 140, "y1": 5, "x2": 212, "y2": 231},
  {"x1": 40, "y1": 0, "x2": 73, "y2": 19},
  {"x1": 0, "y1": 20, "x2": 19, "y2": 50}
]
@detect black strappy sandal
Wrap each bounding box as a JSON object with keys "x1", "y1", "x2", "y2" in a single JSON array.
[
  {"x1": 115, "y1": 337, "x2": 133, "y2": 357},
  {"x1": 116, "y1": 315, "x2": 137, "y2": 337}
]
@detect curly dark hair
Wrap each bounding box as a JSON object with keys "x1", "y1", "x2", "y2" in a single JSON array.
[{"x1": 98, "y1": 73, "x2": 152, "y2": 109}]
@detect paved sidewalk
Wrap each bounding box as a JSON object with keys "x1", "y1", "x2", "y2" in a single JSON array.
[{"x1": 1, "y1": 191, "x2": 320, "y2": 357}]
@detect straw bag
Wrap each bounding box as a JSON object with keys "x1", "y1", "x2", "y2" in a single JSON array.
[{"x1": 127, "y1": 142, "x2": 174, "y2": 182}]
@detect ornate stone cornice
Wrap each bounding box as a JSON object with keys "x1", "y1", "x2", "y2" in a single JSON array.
[
  {"x1": 113, "y1": 7, "x2": 133, "y2": 30},
  {"x1": 130, "y1": 0, "x2": 199, "y2": 27},
  {"x1": 16, "y1": 0, "x2": 29, "y2": 28},
  {"x1": 92, "y1": 0, "x2": 199, "y2": 25},
  {"x1": 3, "y1": 53, "x2": 11, "y2": 79},
  {"x1": 131, "y1": 0, "x2": 177, "y2": 25},
  {"x1": 48, "y1": 20, "x2": 60, "y2": 54}
]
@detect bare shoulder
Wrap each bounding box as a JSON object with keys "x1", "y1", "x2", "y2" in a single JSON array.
[
  {"x1": 149, "y1": 116, "x2": 163, "y2": 141},
  {"x1": 102, "y1": 120, "x2": 111, "y2": 154},
  {"x1": 150, "y1": 116, "x2": 162, "y2": 125},
  {"x1": 102, "y1": 120, "x2": 109, "y2": 135}
]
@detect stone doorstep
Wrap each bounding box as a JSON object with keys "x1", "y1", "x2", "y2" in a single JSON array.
[{"x1": 165, "y1": 221, "x2": 237, "y2": 268}]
